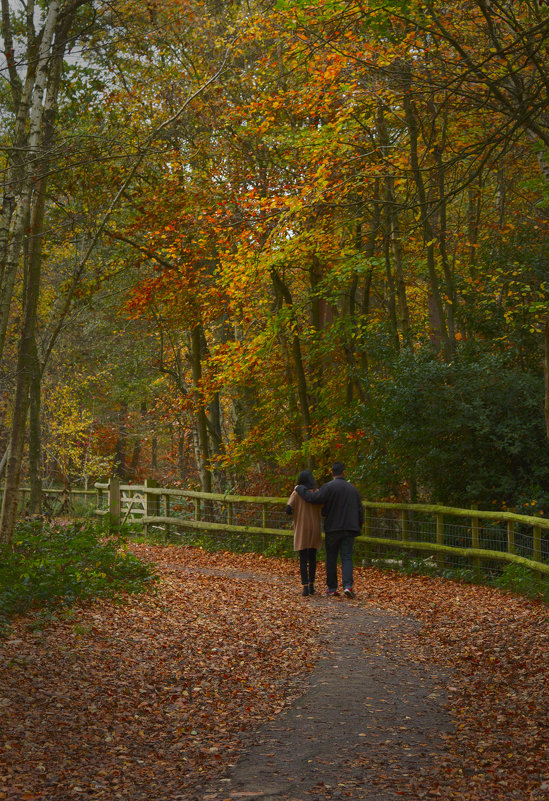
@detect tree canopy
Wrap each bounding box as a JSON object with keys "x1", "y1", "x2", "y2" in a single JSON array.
[{"x1": 1, "y1": 0, "x2": 548, "y2": 540}]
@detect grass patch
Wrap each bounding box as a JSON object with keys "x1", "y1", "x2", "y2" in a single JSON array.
[{"x1": 0, "y1": 519, "x2": 158, "y2": 636}]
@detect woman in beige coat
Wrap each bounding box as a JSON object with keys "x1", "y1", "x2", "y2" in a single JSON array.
[{"x1": 286, "y1": 470, "x2": 322, "y2": 596}]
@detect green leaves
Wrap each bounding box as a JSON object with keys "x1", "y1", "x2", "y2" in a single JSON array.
[
  {"x1": 0, "y1": 520, "x2": 157, "y2": 636},
  {"x1": 354, "y1": 346, "x2": 549, "y2": 506}
]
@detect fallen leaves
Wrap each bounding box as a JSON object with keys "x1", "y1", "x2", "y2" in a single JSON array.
[
  {"x1": 0, "y1": 544, "x2": 320, "y2": 800},
  {"x1": 0, "y1": 545, "x2": 547, "y2": 801},
  {"x1": 354, "y1": 566, "x2": 549, "y2": 800}
]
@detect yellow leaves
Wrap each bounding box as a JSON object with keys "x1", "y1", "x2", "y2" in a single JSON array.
[{"x1": 42, "y1": 379, "x2": 111, "y2": 483}]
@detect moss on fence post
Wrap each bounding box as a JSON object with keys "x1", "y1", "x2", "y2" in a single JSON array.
[
  {"x1": 533, "y1": 525, "x2": 542, "y2": 580},
  {"x1": 471, "y1": 507, "x2": 481, "y2": 580},
  {"x1": 436, "y1": 513, "x2": 444, "y2": 572}
]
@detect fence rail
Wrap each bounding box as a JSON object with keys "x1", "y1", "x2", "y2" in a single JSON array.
[
  {"x1": 94, "y1": 479, "x2": 549, "y2": 579},
  {"x1": 2, "y1": 485, "x2": 97, "y2": 515}
]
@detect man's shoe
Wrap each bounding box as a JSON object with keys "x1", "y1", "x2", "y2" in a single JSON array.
[
  {"x1": 309, "y1": 584, "x2": 315, "y2": 596},
  {"x1": 326, "y1": 589, "x2": 340, "y2": 597},
  {"x1": 344, "y1": 587, "x2": 355, "y2": 599},
  {"x1": 302, "y1": 585, "x2": 310, "y2": 597}
]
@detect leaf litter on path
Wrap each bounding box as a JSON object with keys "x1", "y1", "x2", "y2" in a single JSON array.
[{"x1": 0, "y1": 543, "x2": 547, "y2": 801}]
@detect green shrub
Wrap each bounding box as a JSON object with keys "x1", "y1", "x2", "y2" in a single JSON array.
[
  {"x1": 494, "y1": 562, "x2": 549, "y2": 602},
  {"x1": 0, "y1": 520, "x2": 157, "y2": 636},
  {"x1": 352, "y1": 347, "x2": 549, "y2": 507}
]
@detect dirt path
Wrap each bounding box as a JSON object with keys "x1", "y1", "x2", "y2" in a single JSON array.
[
  {"x1": 161, "y1": 559, "x2": 455, "y2": 800},
  {"x1": 2, "y1": 545, "x2": 546, "y2": 801},
  {"x1": 196, "y1": 589, "x2": 453, "y2": 801}
]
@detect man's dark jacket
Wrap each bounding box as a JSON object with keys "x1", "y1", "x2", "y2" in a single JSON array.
[{"x1": 296, "y1": 476, "x2": 364, "y2": 534}]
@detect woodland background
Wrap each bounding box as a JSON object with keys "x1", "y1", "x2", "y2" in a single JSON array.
[{"x1": 1, "y1": 0, "x2": 548, "y2": 543}]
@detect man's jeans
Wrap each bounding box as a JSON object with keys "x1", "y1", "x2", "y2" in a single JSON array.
[{"x1": 325, "y1": 530, "x2": 355, "y2": 590}]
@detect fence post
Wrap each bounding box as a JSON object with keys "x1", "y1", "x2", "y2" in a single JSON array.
[
  {"x1": 399, "y1": 509, "x2": 408, "y2": 541},
  {"x1": 507, "y1": 520, "x2": 515, "y2": 555},
  {"x1": 164, "y1": 493, "x2": 171, "y2": 541},
  {"x1": 109, "y1": 477, "x2": 120, "y2": 528},
  {"x1": 471, "y1": 507, "x2": 481, "y2": 579},
  {"x1": 143, "y1": 479, "x2": 159, "y2": 537},
  {"x1": 363, "y1": 505, "x2": 373, "y2": 564},
  {"x1": 533, "y1": 524, "x2": 543, "y2": 580},
  {"x1": 436, "y1": 513, "x2": 444, "y2": 572}
]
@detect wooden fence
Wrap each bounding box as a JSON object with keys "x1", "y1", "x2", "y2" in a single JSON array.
[
  {"x1": 5, "y1": 485, "x2": 97, "y2": 514},
  {"x1": 94, "y1": 479, "x2": 549, "y2": 579}
]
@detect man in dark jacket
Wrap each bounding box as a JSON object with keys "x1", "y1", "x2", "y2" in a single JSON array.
[{"x1": 296, "y1": 461, "x2": 363, "y2": 598}]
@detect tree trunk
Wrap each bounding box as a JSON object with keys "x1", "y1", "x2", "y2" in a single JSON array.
[
  {"x1": 28, "y1": 337, "x2": 42, "y2": 514},
  {"x1": 152, "y1": 435, "x2": 158, "y2": 472},
  {"x1": 271, "y1": 268, "x2": 311, "y2": 439},
  {"x1": 0, "y1": 0, "x2": 60, "y2": 362},
  {"x1": 190, "y1": 324, "x2": 211, "y2": 493},
  {"x1": 543, "y1": 315, "x2": 549, "y2": 439},
  {"x1": 402, "y1": 71, "x2": 453, "y2": 359},
  {"x1": 383, "y1": 204, "x2": 401, "y2": 352},
  {"x1": 0, "y1": 182, "x2": 46, "y2": 541},
  {"x1": 0, "y1": 0, "x2": 78, "y2": 543},
  {"x1": 114, "y1": 401, "x2": 129, "y2": 479}
]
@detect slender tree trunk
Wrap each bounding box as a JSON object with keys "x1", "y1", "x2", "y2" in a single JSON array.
[
  {"x1": 271, "y1": 268, "x2": 311, "y2": 438},
  {"x1": 376, "y1": 107, "x2": 411, "y2": 351},
  {"x1": 383, "y1": 203, "x2": 401, "y2": 352},
  {"x1": 0, "y1": 0, "x2": 60, "y2": 362},
  {"x1": 0, "y1": 373, "x2": 30, "y2": 538},
  {"x1": 544, "y1": 315, "x2": 549, "y2": 439},
  {"x1": 129, "y1": 401, "x2": 147, "y2": 477},
  {"x1": 151, "y1": 435, "x2": 158, "y2": 472},
  {"x1": 28, "y1": 336, "x2": 42, "y2": 514},
  {"x1": 0, "y1": 180, "x2": 46, "y2": 541},
  {"x1": 0, "y1": 448, "x2": 8, "y2": 479},
  {"x1": 433, "y1": 138, "x2": 456, "y2": 346},
  {"x1": 190, "y1": 324, "x2": 211, "y2": 493},
  {"x1": 402, "y1": 70, "x2": 452, "y2": 359},
  {"x1": 387, "y1": 183, "x2": 412, "y2": 349},
  {"x1": 0, "y1": 0, "x2": 78, "y2": 542},
  {"x1": 358, "y1": 185, "x2": 380, "y2": 397},
  {"x1": 468, "y1": 181, "x2": 482, "y2": 275},
  {"x1": 114, "y1": 401, "x2": 129, "y2": 479},
  {"x1": 178, "y1": 433, "x2": 185, "y2": 479}
]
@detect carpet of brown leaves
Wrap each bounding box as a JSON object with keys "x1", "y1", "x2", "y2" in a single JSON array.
[
  {"x1": 0, "y1": 543, "x2": 547, "y2": 801},
  {"x1": 357, "y1": 567, "x2": 549, "y2": 800}
]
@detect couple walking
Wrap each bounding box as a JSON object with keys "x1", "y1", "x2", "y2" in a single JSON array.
[{"x1": 286, "y1": 461, "x2": 364, "y2": 598}]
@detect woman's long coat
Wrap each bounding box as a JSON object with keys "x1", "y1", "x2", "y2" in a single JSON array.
[{"x1": 287, "y1": 489, "x2": 322, "y2": 551}]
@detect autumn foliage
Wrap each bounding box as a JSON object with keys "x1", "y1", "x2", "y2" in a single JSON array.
[{"x1": 0, "y1": 0, "x2": 548, "y2": 528}]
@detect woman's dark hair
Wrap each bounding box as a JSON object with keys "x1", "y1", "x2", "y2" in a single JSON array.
[{"x1": 297, "y1": 469, "x2": 316, "y2": 489}]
